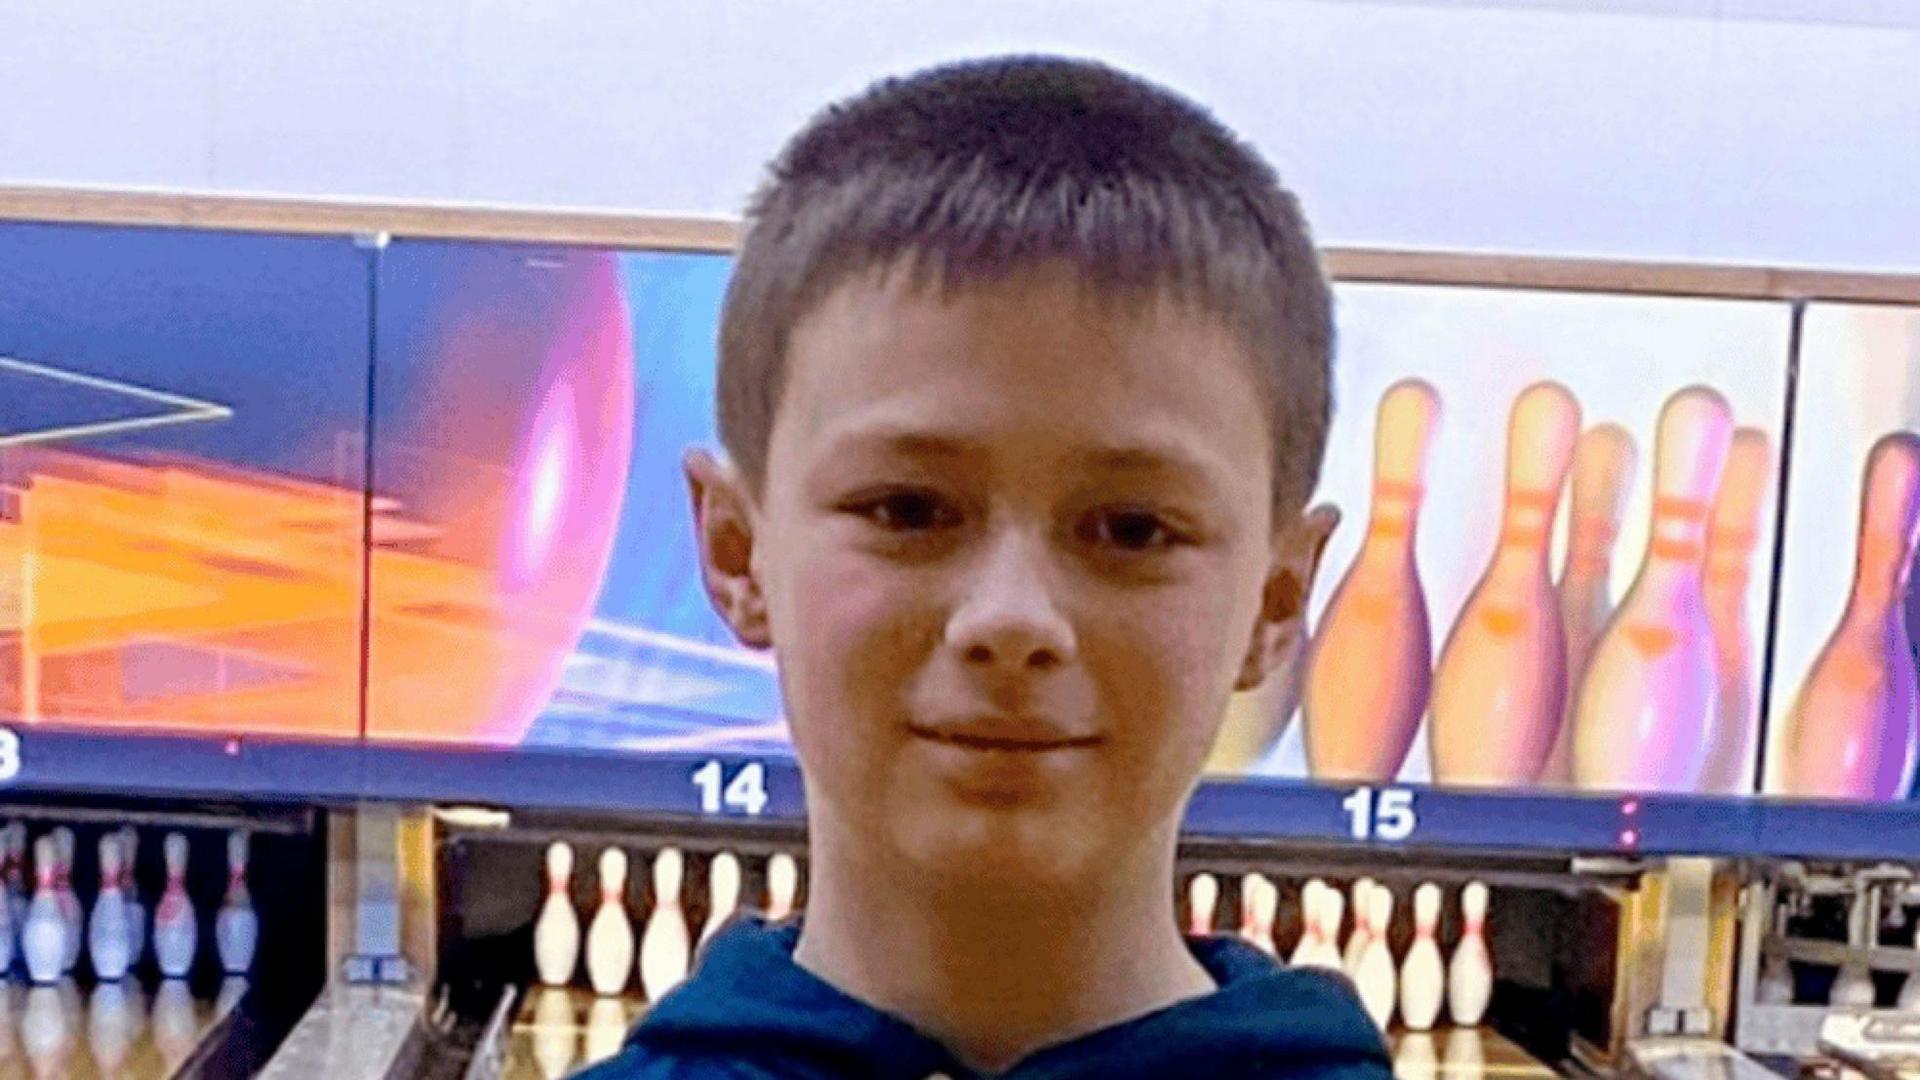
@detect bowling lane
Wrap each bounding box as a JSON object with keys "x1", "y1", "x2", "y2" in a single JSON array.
[
  {"x1": 1388, "y1": 1028, "x2": 1560, "y2": 1080},
  {"x1": 0, "y1": 977, "x2": 240, "y2": 1079},
  {"x1": 501, "y1": 988, "x2": 646, "y2": 1080}
]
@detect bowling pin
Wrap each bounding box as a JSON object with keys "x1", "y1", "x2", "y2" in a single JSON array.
[
  {"x1": 766, "y1": 853, "x2": 798, "y2": 922},
  {"x1": 1289, "y1": 881, "x2": 1324, "y2": 967},
  {"x1": 585, "y1": 996, "x2": 628, "y2": 1065},
  {"x1": 531, "y1": 987, "x2": 580, "y2": 1080},
  {"x1": 1544, "y1": 425, "x2": 1638, "y2": 785},
  {"x1": 1448, "y1": 882, "x2": 1493, "y2": 1026},
  {"x1": 1305, "y1": 379, "x2": 1441, "y2": 780},
  {"x1": 1699, "y1": 429, "x2": 1774, "y2": 795},
  {"x1": 88, "y1": 981, "x2": 136, "y2": 1076},
  {"x1": 1572, "y1": 387, "x2": 1734, "y2": 791},
  {"x1": 152, "y1": 832, "x2": 197, "y2": 979},
  {"x1": 1772, "y1": 433, "x2": 1920, "y2": 800},
  {"x1": 533, "y1": 841, "x2": 580, "y2": 987},
  {"x1": 1401, "y1": 883, "x2": 1446, "y2": 1031},
  {"x1": 87, "y1": 834, "x2": 132, "y2": 982},
  {"x1": 1317, "y1": 885, "x2": 1348, "y2": 971},
  {"x1": 119, "y1": 827, "x2": 147, "y2": 971},
  {"x1": 1239, "y1": 874, "x2": 1264, "y2": 948},
  {"x1": 639, "y1": 847, "x2": 691, "y2": 1001},
  {"x1": 1355, "y1": 885, "x2": 1398, "y2": 1030},
  {"x1": 51, "y1": 828, "x2": 79, "y2": 974},
  {"x1": 21, "y1": 837, "x2": 65, "y2": 985},
  {"x1": 215, "y1": 830, "x2": 258, "y2": 975},
  {"x1": 1431, "y1": 382, "x2": 1580, "y2": 785},
  {"x1": 1187, "y1": 872, "x2": 1220, "y2": 936},
  {"x1": 585, "y1": 848, "x2": 634, "y2": 996},
  {"x1": 1240, "y1": 875, "x2": 1278, "y2": 956},
  {"x1": 1344, "y1": 878, "x2": 1375, "y2": 976},
  {"x1": 1296, "y1": 882, "x2": 1345, "y2": 972},
  {"x1": 701, "y1": 852, "x2": 741, "y2": 948}
]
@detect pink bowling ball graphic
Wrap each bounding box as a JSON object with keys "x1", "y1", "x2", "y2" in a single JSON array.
[{"x1": 369, "y1": 247, "x2": 634, "y2": 745}]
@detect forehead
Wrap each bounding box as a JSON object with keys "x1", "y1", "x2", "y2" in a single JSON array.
[{"x1": 771, "y1": 264, "x2": 1273, "y2": 490}]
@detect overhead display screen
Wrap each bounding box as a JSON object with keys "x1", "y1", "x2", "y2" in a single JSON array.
[
  {"x1": 3, "y1": 218, "x2": 1915, "y2": 853},
  {"x1": 0, "y1": 222, "x2": 372, "y2": 745}
]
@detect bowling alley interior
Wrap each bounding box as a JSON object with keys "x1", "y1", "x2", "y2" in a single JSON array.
[{"x1": 4, "y1": 3, "x2": 1920, "y2": 1078}]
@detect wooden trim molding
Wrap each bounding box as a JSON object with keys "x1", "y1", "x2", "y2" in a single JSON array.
[
  {"x1": 4, "y1": 184, "x2": 1917, "y2": 304},
  {"x1": 0, "y1": 184, "x2": 737, "y2": 252}
]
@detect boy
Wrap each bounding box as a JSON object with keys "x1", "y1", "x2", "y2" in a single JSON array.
[{"x1": 580, "y1": 54, "x2": 1384, "y2": 1079}]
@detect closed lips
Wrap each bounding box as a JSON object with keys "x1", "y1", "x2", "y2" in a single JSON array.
[{"x1": 908, "y1": 724, "x2": 1103, "y2": 751}]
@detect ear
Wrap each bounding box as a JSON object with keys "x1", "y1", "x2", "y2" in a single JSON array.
[
  {"x1": 1234, "y1": 503, "x2": 1340, "y2": 691},
  {"x1": 685, "y1": 448, "x2": 772, "y2": 649}
]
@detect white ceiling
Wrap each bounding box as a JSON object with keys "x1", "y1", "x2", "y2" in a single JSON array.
[{"x1": 1356, "y1": 0, "x2": 1920, "y2": 30}]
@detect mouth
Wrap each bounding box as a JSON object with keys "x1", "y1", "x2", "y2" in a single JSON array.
[{"x1": 906, "y1": 722, "x2": 1104, "y2": 753}]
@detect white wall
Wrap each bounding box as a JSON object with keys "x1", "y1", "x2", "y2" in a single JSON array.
[{"x1": 4, "y1": 0, "x2": 1917, "y2": 273}]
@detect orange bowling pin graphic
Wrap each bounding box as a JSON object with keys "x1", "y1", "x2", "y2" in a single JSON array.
[
  {"x1": 1542, "y1": 424, "x2": 1638, "y2": 785},
  {"x1": 1698, "y1": 429, "x2": 1774, "y2": 795},
  {"x1": 1771, "y1": 432, "x2": 1920, "y2": 800},
  {"x1": 1305, "y1": 379, "x2": 1441, "y2": 781},
  {"x1": 1430, "y1": 382, "x2": 1580, "y2": 786},
  {"x1": 1572, "y1": 387, "x2": 1733, "y2": 792}
]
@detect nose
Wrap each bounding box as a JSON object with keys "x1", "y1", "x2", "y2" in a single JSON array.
[{"x1": 944, "y1": 529, "x2": 1077, "y2": 673}]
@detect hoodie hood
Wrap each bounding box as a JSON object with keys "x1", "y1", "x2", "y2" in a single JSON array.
[{"x1": 616, "y1": 917, "x2": 1391, "y2": 1080}]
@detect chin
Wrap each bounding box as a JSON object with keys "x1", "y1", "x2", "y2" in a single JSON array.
[{"x1": 887, "y1": 801, "x2": 1105, "y2": 892}]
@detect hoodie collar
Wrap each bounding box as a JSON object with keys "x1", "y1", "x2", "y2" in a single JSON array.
[{"x1": 633, "y1": 917, "x2": 1389, "y2": 1079}]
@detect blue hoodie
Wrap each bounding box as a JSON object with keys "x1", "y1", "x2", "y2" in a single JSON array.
[{"x1": 573, "y1": 918, "x2": 1392, "y2": 1079}]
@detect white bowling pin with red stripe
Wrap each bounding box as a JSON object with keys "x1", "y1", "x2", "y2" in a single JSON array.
[
  {"x1": 1187, "y1": 873, "x2": 1220, "y2": 936},
  {"x1": 1573, "y1": 387, "x2": 1733, "y2": 792},
  {"x1": 1305, "y1": 379, "x2": 1441, "y2": 781},
  {"x1": 533, "y1": 842, "x2": 580, "y2": 987},
  {"x1": 52, "y1": 828, "x2": 79, "y2": 974},
  {"x1": 1772, "y1": 433, "x2": 1920, "y2": 799},
  {"x1": 88, "y1": 834, "x2": 133, "y2": 982},
  {"x1": 21, "y1": 836, "x2": 65, "y2": 984},
  {"x1": 585, "y1": 848, "x2": 633, "y2": 996},
  {"x1": 1400, "y1": 883, "x2": 1446, "y2": 1031},
  {"x1": 638, "y1": 847, "x2": 690, "y2": 1001},
  {"x1": 215, "y1": 830, "x2": 258, "y2": 975},
  {"x1": 1431, "y1": 382, "x2": 1580, "y2": 786},
  {"x1": 1448, "y1": 882, "x2": 1493, "y2": 1026},
  {"x1": 152, "y1": 833, "x2": 198, "y2": 979},
  {"x1": 701, "y1": 852, "x2": 742, "y2": 949},
  {"x1": 120, "y1": 827, "x2": 147, "y2": 970}
]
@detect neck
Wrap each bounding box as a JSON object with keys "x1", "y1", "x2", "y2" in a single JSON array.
[{"x1": 794, "y1": 813, "x2": 1213, "y2": 1074}]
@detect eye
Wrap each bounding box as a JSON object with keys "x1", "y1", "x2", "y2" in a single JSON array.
[
  {"x1": 845, "y1": 489, "x2": 961, "y2": 532},
  {"x1": 1080, "y1": 507, "x2": 1185, "y2": 552}
]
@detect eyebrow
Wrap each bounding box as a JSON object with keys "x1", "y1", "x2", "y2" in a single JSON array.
[{"x1": 832, "y1": 429, "x2": 1220, "y2": 481}]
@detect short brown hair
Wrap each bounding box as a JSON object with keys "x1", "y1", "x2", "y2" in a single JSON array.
[{"x1": 716, "y1": 54, "x2": 1333, "y2": 513}]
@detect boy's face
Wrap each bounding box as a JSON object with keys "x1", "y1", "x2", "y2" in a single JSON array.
[{"x1": 692, "y1": 263, "x2": 1329, "y2": 889}]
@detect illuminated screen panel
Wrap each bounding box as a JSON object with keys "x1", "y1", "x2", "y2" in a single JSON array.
[
  {"x1": 1223, "y1": 283, "x2": 1795, "y2": 797},
  {"x1": 365, "y1": 242, "x2": 781, "y2": 753},
  {"x1": 0, "y1": 222, "x2": 372, "y2": 742},
  {"x1": 363, "y1": 245, "x2": 1814, "y2": 810},
  {"x1": 1760, "y1": 304, "x2": 1920, "y2": 804}
]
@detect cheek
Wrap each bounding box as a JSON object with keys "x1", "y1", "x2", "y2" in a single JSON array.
[
  {"x1": 1095, "y1": 579, "x2": 1253, "y2": 755},
  {"x1": 771, "y1": 545, "x2": 930, "y2": 737}
]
